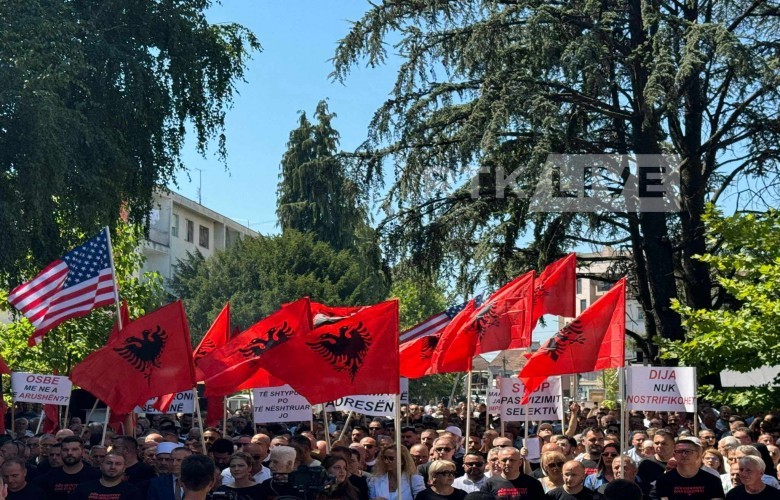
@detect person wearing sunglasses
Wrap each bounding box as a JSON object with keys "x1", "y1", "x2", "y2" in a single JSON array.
[
  {"x1": 368, "y1": 445, "x2": 424, "y2": 500},
  {"x1": 453, "y1": 452, "x2": 487, "y2": 492},
  {"x1": 584, "y1": 443, "x2": 620, "y2": 491},
  {"x1": 415, "y1": 460, "x2": 466, "y2": 500},
  {"x1": 539, "y1": 451, "x2": 566, "y2": 492},
  {"x1": 419, "y1": 437, "x2": 463, "y2": 480}
]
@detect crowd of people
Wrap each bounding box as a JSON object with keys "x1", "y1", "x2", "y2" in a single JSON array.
[{"x1": 0, "y1": 401, "x2": 778, "y2": 499}]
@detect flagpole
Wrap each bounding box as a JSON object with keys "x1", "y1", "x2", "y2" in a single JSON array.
[
  {"x1": 35, "y1": 410, "x2": 44, "y2": 435},
  {"x1": 394, "y1": 393, "x2": 402, "y2": 488},
  {"x1": 87, "y1": 399, "x2": 99, "y2": 424},
  {"x1": 692, "y1": 367, "x2": 698, "y2": 435},
  {"x1": 465, "y1": 370, "x2": 473, "y2": 449},
  {"x1": 619, "y1": 365, "x2": 626, "y2": 478},
  {"x1": 101, "y1": 408, "x2": 110, "y2": 446},
  {"x1": 248, "y1": 390, "x2": 255, "y2": 432},
  {"x1": 103, "y1": 226, "x2": 124, "y2": 330},
  {"x1": 322, "y1": 407, "x2": 332, "y2": 453},
  {"x1": 10, "y1": 398, "x2": 15, "y2": 437},
  {"x1": 193, "y1": 388, "x2": 208, "y2": 452},
  {"x1": 63, "y1": 403, "x2": 69, "y2": 432},
  {"x1": 222, "y1": 396, "x2": 227, "y2": 435},
  {"x1": 338, "y1": 411, "x2": 353, "y2": 442}
]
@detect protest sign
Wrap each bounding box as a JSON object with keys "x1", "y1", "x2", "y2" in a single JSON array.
[
  {"x1": 253, "y1": 385, "x2": 311, "y2": 424},
  {"x1": 487, "y1": 387, "x2": 501, "y2": 416},
  {"x1": 625, "y1": 366, "x2": 696, "y2": 412},
  {"x1": 325, "y1": 379, "x2": 409, "y2": 417},
  {"x1": 499, "y1": 376, "x2": 563, "y2": 421},
  {"x1": 11, "y1": 373, "x2": 72, "y2": 406},
  {"x1": 135, "y1": 391, "x2": 195, "y2": 414}
]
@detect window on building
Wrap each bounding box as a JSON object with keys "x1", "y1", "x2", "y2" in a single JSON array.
[
  {"x1": 576, "y1": 278, "x2": 582, "y2": 294},
  {"x1": 199, "y1": 225, "x2": 209, "y2": 249},
  {"x1": 596, "y1": 280, "x2": 613, "y2": 292},
  {"x1": 186, "y1": 219, "x2": 194, "y2": 243},
  {"x1": 580, "y1": 298, "x2": 587, "y2": 313},
  {"x1": 171, "y1": 214, "x2": 179, "y2": 238}
]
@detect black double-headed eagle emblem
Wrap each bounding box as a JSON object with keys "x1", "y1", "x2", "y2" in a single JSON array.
[
  {"x1": 238, "y1": 322, "x2": 294, "y2": 367},
  {"x1": 541, "y1": 319, "x2": 585, "y2": 361},
  {"x1": 471, "y1": 301, "x2": 501, "y2": 338},
  {"x1": 193, "y1": 337, "x2": 216, "y2": 364},
  {"x1": 114, "y1": 325, "x2": 167, "y2": 383},
  {"x1": 420, "y1": 335, "x2": 439, "y2": 360},
  {"x1": 307, "y1": 322, "x2": 372, "y2": 381}
]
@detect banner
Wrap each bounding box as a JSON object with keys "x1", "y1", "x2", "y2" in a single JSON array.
[
  {"x1": 325, "y1": 379, "x2": 409, "y2": 417},
  {"x1": 135, "y1": 391, "x2": 195, "y2": 414},
  {"x1": 11, "y1": 373, "x2": 72, "y2": 406},
  {"x1": 498, "y1": 376, "x2": 563, "y2": 421},
  {"x1": 625, "y1": 366, "x2": 696, "y2": 412},
  {"x1": 253, "y1": 385, "x2": 312, "y2": 424},
  {"x1": 487, "y1": 387, "x2": 501, "y2": 416}
]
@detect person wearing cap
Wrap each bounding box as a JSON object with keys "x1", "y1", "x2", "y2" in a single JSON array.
[
  {"x1": 147, "y1": 446, "x2": 193, "y2": 500},
  {"x1": 155, "y1": 442, "x2": 178, "y2": 476},
  {"x1": 444, "y1": 426, "x2": 466, "y2": 460},
  {"x1": 650, "y1": 437, "x2": 724, "y2": 500}
]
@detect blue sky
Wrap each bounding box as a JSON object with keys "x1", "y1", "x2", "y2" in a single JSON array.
[{"x1": 177, "y1": 1, "x2": 399, "y2": 233}]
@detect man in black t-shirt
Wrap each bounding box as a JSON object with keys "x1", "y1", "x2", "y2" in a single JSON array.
[
  {"x1": 726, "y1": 456, "x2": 780, "y2": 500},
  {"x1": 110, "y1": 436, "x2": 156, "y2": 485},
  {"x1": 547, "y1": 461, "x2": 593, "y2": 500},
  {"x1": 650, "y1": 438, "x2": 724, "y2": 500},
  {"x1": 2, "y1": 458, "x2": 45, "y2": 500},
  {"x1": 638, "y1": 430, "x2": 675, "y2": 496},
  {"x1": 70, "y1": 452, "x2": 142, "y2": 500},
  {"x1": 34, "y1": 436, "x2": 100, "y2": 500},
  {"x1": 481, "y1": 447, "x2": 545, "y2": 500}
]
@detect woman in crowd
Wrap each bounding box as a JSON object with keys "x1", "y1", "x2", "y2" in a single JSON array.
[
  {"x1": 539, "y1": 451, "x2": 566, "y2": 492},
  {"x1": 415, "y1": 460, "x2": 466, "y2": 500},
  {"x1": 322, "y1": 455, "x2": 361, "y2": 500},
  {"x1": 584, "y1": 442, "x2": 619, "y2": 491},
  {"x1": 368, "y1": 445, "x2": 425, "y2": 500},
  {"x1": 703, "y1": 449, "x2": 726, "y2": 474},
  {"x1": 213, "y1": 452, "x2": 263, "y2": 499}
]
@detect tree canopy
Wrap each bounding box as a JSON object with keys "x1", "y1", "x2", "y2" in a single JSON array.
[
  {"x1": 277, "y1": 100, "x2": 367, "y2": 251},
  {"x1": 665, "y1": 207, "x2": 780, "y2": 410},
  {"x1": 0, "y1": 0, "x2": 259, "y2": 286},
  {"x1": 333, "y1": 0, "x2": 780, "y2": 358},
  {"x1": 170, "y1": 230, "x2": 390, "y2": 342}
]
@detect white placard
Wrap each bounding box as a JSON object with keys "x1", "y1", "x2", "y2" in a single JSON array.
[
  {"x1": 325, "y1": 379, "x2": 410, "y2": 416},
  {"x1": 498, "y1": 376, "x2": 563, "y2": 421},
  {"x1": 487, "y1": 388, "x2": 501, "y2": 416},
  {"x1": 625, "y1": 366, "x2": 696, "y2": 412},
  {"x1": 135, "y1": 391, "x2": 195, "y2": 414},
  {"x1": 252, "y1": 385, "x2": 311, "y2": 424},
  {"x1": 11, "y1": 373, "x2": 72, "y2": 406}
]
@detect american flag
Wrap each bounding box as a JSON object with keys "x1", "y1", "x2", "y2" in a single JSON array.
[
  {"x1": 8, "y1": 228, "x2": 118, "y2": 346},
  {"x1": 399, "y1": 295, "x2": 482, "y2": 344}
]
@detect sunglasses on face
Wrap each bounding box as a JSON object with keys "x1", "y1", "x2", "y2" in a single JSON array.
[
  {"x1": 435, "y1": 470, "x2": 456, "y2": 477},
  {"x1": 464, "y1": 462, "x2": 484, "y2": 467},
  {"x1": 602, "y1": 453, "x2": 619, "y2": 458},
  {"x1": 435, "y1": 447, "x2": 452, "y2": 452},
  {"x1": 546, "y1": 461, "x2": 565, "y2": 468}
]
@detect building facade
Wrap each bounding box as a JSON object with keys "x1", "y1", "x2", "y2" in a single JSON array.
[{"x1": 141, "y1": 191, "x2": 258, "y2": 287}]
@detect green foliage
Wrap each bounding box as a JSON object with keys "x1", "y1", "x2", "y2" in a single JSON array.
[
  {"x1": 410, "y1": 373, "x2": 460, "y2": 406},
  {"x1": 277, "y1": 100, "x2": 367, "y2": 251},
  {"x1": 0, "y1": 0, "x2": 259, "y2": 286},
  {"x1": 170, "y1": 230, "x2": 390, "y2": 342},
  {"x1": 0, "y1": 222, "x2": 165, "y2": 376},
  {"x1": 332, "y1": 0, "x2": 780, "y2": 346},
  {"x1": 665, "y1": 207, "x2": 780, "y2": 410},
  {"x1": 391, "y1": 272, "x2": 449, "y2": 331}
]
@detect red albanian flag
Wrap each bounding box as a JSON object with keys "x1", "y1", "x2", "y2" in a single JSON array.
[
  {"x1": 262, "y1": 300, "x2": 400, "y2": 404},
  {"x1": 310, "y1": 302, "x2": 363, "y2": 326},
  {"x1": 193, "y1": 302, "x2": 232, "y2": 382},
  {"x1": 399, "y1": 334, "x2": 441, "y2": 379},
  {"x1": 428, "y1": 299, "x2": 479, "y2": 374},
  {"x1": 0, "y1": 355, "x2": 10, "y2": 375},
  {"x1": 476, "y1": 270, "x2": 535, "y2": 353},
  {"x1": 519, "y1": 278, "x2": 626, "y2": 403},
  {"x1": 198, "y1": 298, "x2": 311, "y2": 397},
  {"x1": 530, "y1": 253, "x2": 576, "y2": 326},
  {"x1": 70, "y1": 301, "x2": 197, "y2": 415}
]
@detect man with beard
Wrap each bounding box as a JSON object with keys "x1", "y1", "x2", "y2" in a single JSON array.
[
  {"x1": 650, "y1": 437, "x2": 724, "y2": 500},
  {"x1": 34, "y1": 436, "x2": 100, "y2": 499},
  {"x1": 576, "y1": 428, "x2": 605, "y2": 475},
  {"x1": 70, "y1": 452, "x2": 142, "y2": 499},
  {"x1": 110, "y1": 436, "x2": 156, "y2": 485},
  {"x1": 481, "y1": 447, "x2": 545, "y2": 499},
  {"x1": 2, "y1": 458, "x2": 45, "y2": 499}
]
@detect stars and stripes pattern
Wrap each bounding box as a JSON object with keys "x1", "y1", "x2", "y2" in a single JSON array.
[
  {"x1": 399, "y1": 295, "x2": 482, "y2": 344},
  {"x1": 8, "y1": 228, "x2": 117, "y2": 346}
]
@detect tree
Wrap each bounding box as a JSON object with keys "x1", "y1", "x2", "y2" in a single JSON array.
[
  {"x1": 277, "y1": 100, "x2": 367, "y2": 251},
  {"x1": 332, "y1": 0, "x2": 780, "y2": 359},
  {"x1": 0, "y1": 222, "x2": 165, "y2": 376},
  {"x1": 0, "y1": 0, "x2": 259, "y2": 287},
  {"x1": 170, "y1": 230, "x2": 390, "y2": 342},
  {"x1": 665, "y1": 207, "x2": 780, "y2": 410}
]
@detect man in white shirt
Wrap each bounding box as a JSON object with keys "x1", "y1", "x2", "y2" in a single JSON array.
[{"x1": 453, "y1": 452, "x2": 487, "y2": 492}]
